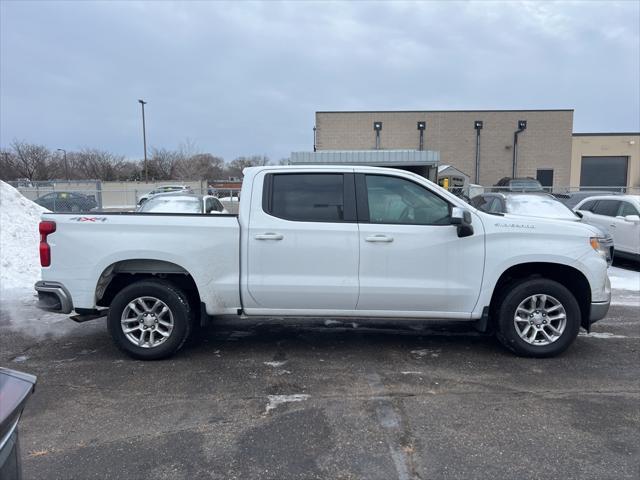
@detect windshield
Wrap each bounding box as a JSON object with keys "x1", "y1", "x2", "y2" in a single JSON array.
[
  {"x1": 509, "y1": 179, "x2": 543, "y2": 191},
  {"x1": 506, "y1": 195, "x2": 577, "y2": 220},
  {"x1": 139, "y1": 196, "x2": 202, "y2": 213}
]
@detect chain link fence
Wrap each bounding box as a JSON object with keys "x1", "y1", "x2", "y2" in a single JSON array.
[
  {"x1": 445, "y1": 184, "x2": 640, "y2": 202},
  {"x1": 9, "y1": 179, "x2": 638, "y2": 213},
  {"x1": 10, "y1": 180, "x2": 241, "y2": 213}
]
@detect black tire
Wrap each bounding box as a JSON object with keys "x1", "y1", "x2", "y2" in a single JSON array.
[
  {"x1": 495, "y1": 278, "x2": 581, "y2": 358},
  {"x1": 107, "y1": 279, "x2": 192, "y2": 360}
]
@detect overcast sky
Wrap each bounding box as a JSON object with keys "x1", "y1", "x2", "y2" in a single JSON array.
[{"x1": 1, "y1": 1, "x2": 638, "y2": 161}]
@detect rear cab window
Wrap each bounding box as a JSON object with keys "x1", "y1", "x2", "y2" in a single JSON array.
[{"x1": 263, "y1": 173, "x2": 355, "y2": 222}]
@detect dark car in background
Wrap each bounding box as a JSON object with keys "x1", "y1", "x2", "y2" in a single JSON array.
[
  {"x1": 0, "y1": 368, "x2": 36, "y2": 480},
  {"x1": 493, "y1": 177, "x2": 544, "y2": 192},
  {"x1": 553, "y1": 190, "x2": 621, "y2": 209},
  {"x1": 34, "y1": 191, "x2": 97, "y2": 212},
  {"x1": 471, "y1": 191, "x2": 615, "y2": 265}
]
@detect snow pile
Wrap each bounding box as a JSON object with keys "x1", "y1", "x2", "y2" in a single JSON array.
[{"x1": 0, "y1": 180, "x2": 47, "y2": 291}]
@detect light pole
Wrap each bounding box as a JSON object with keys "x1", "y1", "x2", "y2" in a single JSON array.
[
  {"x1": 512, "y1": 120, "x2": 527, "y2": 178},
  {"x1": 473, "y1": 121, "x2": 483, "y2": 184},
  {"x1": 57, "y1": 148, "x2": 69, "y2": 180},
  {"x1": 138, "y1": 99, "x2": 148, "y2": 182}
]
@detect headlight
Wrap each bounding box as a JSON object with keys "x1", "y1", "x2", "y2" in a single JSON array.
[{"x1": 590, "y1": 237, "x2": 608, "y2": 260}]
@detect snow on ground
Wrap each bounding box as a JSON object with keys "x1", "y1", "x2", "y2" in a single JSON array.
[
  {"x1": 608, "y1": 266, "x2": 639, "y2": 307},
  {"x1": 608, "y1": 266, "x2": 640, "y2": 292},
  {"x1": 264, "y1": 394, "x2": 310, "y2": 414},
  {"x1": 1, "y1": 180, "x2": 47, "y2": 291}
]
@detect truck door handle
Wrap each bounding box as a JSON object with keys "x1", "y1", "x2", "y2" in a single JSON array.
[
  {"x1": 609, "y1": 224, "x2": 616, "y2": 228},
  {"x1": 255, "y1": 233, "x2": 284, "y2": 240},
  {"x1": 365, "y1": 234, "x2": 393, "y2": 243}
]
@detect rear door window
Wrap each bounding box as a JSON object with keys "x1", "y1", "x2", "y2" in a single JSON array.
[
  {"x1": 265, "y1": 173, "x2": 350, "y2": 222},
  {"x1": 593, "y1": 200, "x2": 622, "y2": 217},
  {"x1": 619, "y1": 202, "x2": 639, "y2": 217}
]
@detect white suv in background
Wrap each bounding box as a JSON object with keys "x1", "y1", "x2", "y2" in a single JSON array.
[
  {"x1": 575, "y1": 195, "x2": 640, "y2": 261},
  {"x1": 137, "y1": 185, "x2": 193, "y2": 205}
]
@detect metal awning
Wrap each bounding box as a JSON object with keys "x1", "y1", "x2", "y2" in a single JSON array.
[{"x1": 290, "y1": 149, "x2": 440, "y2": 167}]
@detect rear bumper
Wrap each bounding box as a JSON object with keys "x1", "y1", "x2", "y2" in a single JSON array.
[{"x1": 34, "y1": 281, "x2": 73, "y2": 314}]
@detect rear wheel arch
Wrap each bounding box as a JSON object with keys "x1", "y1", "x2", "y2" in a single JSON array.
[
  {"x1": 489, "y1": 262, "x2": 592, "y2": 330},
  {"x1": 95, "y1": 259, "x2": 202, "y2": 315}
]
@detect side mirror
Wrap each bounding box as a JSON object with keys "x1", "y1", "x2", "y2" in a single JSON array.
[
  {"x1": 451, "y1": 207, "x2": 474, "y2": 238},
  {"x1": 625, "y1": 214, "x2": 640, "y2": 223},
  {"x1": 574, "y1": 211, "x2": 584, "y2": 218}
]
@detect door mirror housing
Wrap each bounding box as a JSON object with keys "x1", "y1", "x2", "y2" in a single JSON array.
[
  {"x1": 451, "y1": 207, "x2": 474, "y2": 237},
  {"x1": 624, "y1": 214, "x2": 640, "y2": 223}
]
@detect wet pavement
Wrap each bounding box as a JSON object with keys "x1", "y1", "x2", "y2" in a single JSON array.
[{"x1": 1, "y1": 289, "x2": 638, "y2": 479}]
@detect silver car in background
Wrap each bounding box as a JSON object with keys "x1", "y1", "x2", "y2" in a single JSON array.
[{"x1": 137, "y1": 193, "x2": 228, "y2": 214}]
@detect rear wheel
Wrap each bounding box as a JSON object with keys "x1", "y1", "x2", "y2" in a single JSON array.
[
  {"x1": 496, "y1": 278, "x2": 581, "y2": 357},
  {"x1": 107, "y1": 279, "x2": 191, "y2": 360}
]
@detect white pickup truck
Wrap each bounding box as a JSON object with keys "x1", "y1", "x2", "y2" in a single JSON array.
[{"x1": 35, "y1": 166, "x2": 611, "y2": 360}]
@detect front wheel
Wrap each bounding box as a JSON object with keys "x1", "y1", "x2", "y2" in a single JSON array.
[
  {"x1": 107, "y1": 280, "x2": 192, "y2": 360},
  {"x1": 496, "y1": 278, "x2": 581, "y2": 358}
]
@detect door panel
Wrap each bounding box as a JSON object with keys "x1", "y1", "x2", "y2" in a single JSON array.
[
  {"x1": 614, "y1": 202, "x2": 640, "y2": 254},
  {"x1": 245, "y1": 172, "x2": 359, "y2": 311},
  {"x1": 591, "y1": 200, "x2": 622, "y2": 243},
  {"x1": 356, "y1": 174, "x2": 484, "y2": 315}
]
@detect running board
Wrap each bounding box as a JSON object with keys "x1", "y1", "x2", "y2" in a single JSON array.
[{"x1": 70, "y1": 309, "x2": 108, "y2": 323}]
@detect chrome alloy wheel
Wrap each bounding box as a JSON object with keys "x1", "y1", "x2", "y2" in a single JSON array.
[
  {"x1": 121, "y1": 296, "x2": 174, "y2": 348},
  {"x1": 513, "y1": 294, "x2": 567, "y2": 346}
]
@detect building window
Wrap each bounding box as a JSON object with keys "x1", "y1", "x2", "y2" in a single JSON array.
[
  {"x1": 536, "y1": 169, "x2": 554, "y2": 189},
  {"x1": 580, "y1": 156, "x2": 628, "y2": 189}
]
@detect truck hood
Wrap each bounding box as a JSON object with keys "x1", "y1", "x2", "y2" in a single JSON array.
[{"x1": 487, "y1": 212, "x2": 604, "y2": 237}]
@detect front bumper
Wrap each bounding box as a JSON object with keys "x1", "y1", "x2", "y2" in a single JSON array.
[
  {"x1": 34, "y1": 281, "x2": 73, "y2": 314},
  {"x1": 588, "y1": 300, "x2": 610, "y2": 325}
]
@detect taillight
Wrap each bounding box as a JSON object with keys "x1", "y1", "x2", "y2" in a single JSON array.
[{"x1": 39, "y1": 221, "x2": 56, "y2": 267}]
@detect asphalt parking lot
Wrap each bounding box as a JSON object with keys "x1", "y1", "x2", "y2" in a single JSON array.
[{"x1": 1, "y1": 275, "x2": 639, "y2": 480}]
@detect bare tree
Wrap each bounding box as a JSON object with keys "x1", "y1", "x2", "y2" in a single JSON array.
[
  {"x1": 0, "y1": 139, "x2": 276, "y2": 183},
  {"x1": 9, "y1": 140, "x2": 57, "y2": 180},
  {"x1": 71, "y1": 149, "x2": 129, "y2": 181},
  {"x1": 225, "y1": 155, "x2": 270, "y2": 179},
  {"x1": 148, "y1": 148, "x2": 182, "y2": 180},
  {"x1": 177, "y1": 153, "x2": 224, "y2": 180},
  {"x1": 0, "y1": 150, "x2": 20, "y2": 180}
]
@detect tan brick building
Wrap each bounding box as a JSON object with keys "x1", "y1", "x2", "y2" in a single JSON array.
[
  {"x1": 571, "y1": 133, "x2": 640, "y2": 190},
  {"x1": 315, "y1": 110, "x2": 574, "y2": 188}
]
